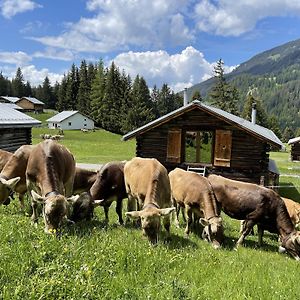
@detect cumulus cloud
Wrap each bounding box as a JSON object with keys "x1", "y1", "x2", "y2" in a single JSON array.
[
  {"x1": 33, "y1": 48, "x2": 75, "y2": 61},
  {"x1": 0, "y1": 51, "x2": 31, "y2": 66},
  {"x1": 194, "y1": 0, "x2": 300, "y2": 36},
  {"x1": 113, "y1": 46, "x2": 215, "y2": 92},
  {"x1": 0, "y1": 0, "x2": 41, "y2": 19},
  {"x1": 31, "y1": 0, "x2": 193, "y2": 52}
]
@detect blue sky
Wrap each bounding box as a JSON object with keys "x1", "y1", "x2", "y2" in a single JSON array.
[{"x1": 1, "y1": 0, "x2": 300, "y2": 91}]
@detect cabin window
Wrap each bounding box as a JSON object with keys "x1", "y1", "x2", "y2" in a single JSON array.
[
  {"x1": 214, "y1": 130, "x2": 232, "y2": 167},
  {"x1": 167, "y1": 129, "x2": 182, "y2": 163},
  {"x1": 185, "y1": 131, "x2": 213, "y2": 164},
  {"x1": 68, "y1": 122, "x2": 72, "y2": 126}
]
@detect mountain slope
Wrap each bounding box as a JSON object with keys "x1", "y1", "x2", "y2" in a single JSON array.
[{"x1": 188, "y1": 39, "x2": 300, "y2": 130}]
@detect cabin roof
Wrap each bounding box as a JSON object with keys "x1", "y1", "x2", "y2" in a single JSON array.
[
  {"x1": 46, "y1": 111, "x2": 92, "y2": 123},
  {"x1": 122, "y1": 100, "x2": 283, "y2": 149},
  {"x1": 0, "y1": 96, "x2": 20, "y2": 103},
  {"x1": 0, "y1": 103, "x2": 41, "y2": 128},
  {"x1": 288, "y1": 137, "x2": 300, "y2": 145},
  {"x1": 19, "y1": 97, "x2": 44, "y2": 105},
  {"x1": 0, "y1": 103, "x2": 23, "y2": 110}
]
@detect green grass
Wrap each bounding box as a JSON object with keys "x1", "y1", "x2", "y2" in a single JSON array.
[{"x1": 2, "y1": 125, "x2": 300, "y2": 299}]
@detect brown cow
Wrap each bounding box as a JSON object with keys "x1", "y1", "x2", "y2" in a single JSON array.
[
  {"x1": 26, "y1": 140, "x2": 79, "y2": 233},
  {"x1": 169, "y1": 168, "x2": 223, "y2": 249},
  {"x1": 0, "y1": 145, "x2": 34, "y2": 208},
  {"x1": 124, "y1": 157, "x2": 175, "y2": 244},
  {"x1": 208, "y1": 174, "x2": 300, "y2": 260},
  {"x1": 0, "y1": 149, "x2": 13, "y2": 171},
  {"x1": 69, "y1": 167, "x2": 98, "y2": 222},
  {"x1": 282, "y1": 198, "x2": 300, "y2": 230},
  {"x1": 90, "y1": 161, "x2": 127, "y2": 224}
]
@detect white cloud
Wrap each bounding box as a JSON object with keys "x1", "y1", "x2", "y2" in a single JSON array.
[
  {"x1": 33, "y1": 48, "x2": 75, "y2": 61},
  {"x1": 31, "y1": 0, "x2": 193, "y2": 52},
  {"x1": 113, "y1": 46, "x2": 215, "y2": 92},
  {"x1": 0, "y1": 51, "x2": 31, "y2": 66},
  {"x1": 194, "y1": 0, "x2": 300, "y2": 36},
  {"x1": 0, "y1": 0, "x2": 41, "y2": 19}
]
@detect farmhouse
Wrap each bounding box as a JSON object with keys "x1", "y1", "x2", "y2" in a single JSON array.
[
  {"x1": 0, "y1": 103, "x2": 41, "y2": 152},
  {"x1": 46, "y1": 111, "x2": 94, "y2": 130},
  {"x1": 122, "y1": 100, "x2": 283, "y2": 186},
  {"x1": 288, "y1": 137, "x2": 300, "y2": 161},
  {"x1": 16, "y1": 97, "x2": 44, "y2": 113}
]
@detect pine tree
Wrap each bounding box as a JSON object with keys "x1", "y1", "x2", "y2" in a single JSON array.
[
  {"x1": 192, "y1": 90, "x2": 202, "y2": 101},
  {"x1": 0, "y1": 72, "x2": 9, "y2": 95},
  {"x1": 65, "y1": 64, "x2": 79, "y2": 110},
  {"x1": 56, "y1": 75, "x2": 68, "y2": 111},
  {"x1": 24, "y1": 81, "x2": 32, "y2": 97},
  {"x1": 156, "y1": 83, "x2": 181, "y2": 116},
  {"x1": 77, "y1": 60, "x2": 91, "y2": 115},
  {"x1": 11, "y1": 67, "x2": 25, "y2": 97},
  {"x1": 282, "y1": 126, "x2": 294, "y2": 142},
  {"x1": 209, "y1": 59, "x2": 239, "y2": 115},
  {"x1": 41, "y1": 76, "x2": 54, "y2": 108}
]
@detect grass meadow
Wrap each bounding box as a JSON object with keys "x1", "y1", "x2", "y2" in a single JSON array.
[{"x1": 1, "y1": 112, "x2": 300, "y2": 299}]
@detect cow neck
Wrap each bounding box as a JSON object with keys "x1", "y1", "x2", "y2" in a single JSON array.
[
  {"x1": 143, "y1": 203, "x2": 160, "y2": 210},
  {"x1": 276, "y1": 203, "x2": 295, "y2": 238},
  {"x1": 45, "y1": 190, "x2": 60, "y2": 198},
  {"x1": 203, "y1": 180, "x2": 220, "y2": 220}
]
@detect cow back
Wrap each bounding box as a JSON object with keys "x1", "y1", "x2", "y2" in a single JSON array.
[
  {"x1": 73, "y1": 167, "x2": 97, "y2": 194},
  {"x1": 0, "y1": 149, "x2": 13, "y2": 172}
]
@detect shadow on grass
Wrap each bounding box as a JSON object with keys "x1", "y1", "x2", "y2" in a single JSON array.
[
  {"x1": 279, "y1": 182, "x2": 300, "y2": 200},
  {"x1": 162, "y1": 233, "x2": 198, "y2": 250}
]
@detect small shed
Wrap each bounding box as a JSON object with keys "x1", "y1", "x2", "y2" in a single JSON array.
[
  {"x1": 46, "y1": 111, "x2": 94, "y2": 130},
  {"x1": 288, "y1": 137, "x2": 300, "y2": 161},
  {"x1": 16, "y1": 97, "x2": 44, "y2": 112},
  {"x1": 0, "y1": 103, "x2": 41, "y2": 152},
  {"x1": 122, "y1": 100, "x2": 283, "y2": 186}
]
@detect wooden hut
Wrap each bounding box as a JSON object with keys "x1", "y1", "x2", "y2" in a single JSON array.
[
  {"x1": 122, "y1": 100, "x2": 283, "y2": 186},
  {"x1": 16, "y1": 97, "x2": 44, "y2": 112},
  {"x1": 0, "y1": 104, "x2": 41, "y2": 152},
  {"x1": 288, "y1": 137, "x2": 300, "y2": 161}
]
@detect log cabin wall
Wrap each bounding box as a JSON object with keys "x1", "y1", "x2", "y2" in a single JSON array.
[
  {"x1": 135, "y1": 108, "x2": 270, "y2": 184},
  {"x1": 291, "y1": 143, "x2": 300, "y2": 161},
  {"x1": 16, "y1": 99, "x2": 34, "y2": 110},
  {"x1": 0, "y1": 128, "x2": 31, "y2": 152}
]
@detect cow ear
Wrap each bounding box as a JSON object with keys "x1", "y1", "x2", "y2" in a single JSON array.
[
  {"x1": 93, "y1": 199, "x2": 105, "y2": 207},
  {"x1": 159, "y1": 207, "x2": 176, "y2": 216},
  {"x1": 126, "y1": 211, "x2": 141, "y2": 219},
  {"x1": 199, "y1": 218, "x2": 209, "y2": 227},
  {"x1": 31, "y1": 190, "x2": 45, "y2": 203},
  {"x1": 67, "y1": 194, "x2": 80, "y2": 203},
  {"x1": 0, "y1": 176, "x2": 20, "y2": 189}
]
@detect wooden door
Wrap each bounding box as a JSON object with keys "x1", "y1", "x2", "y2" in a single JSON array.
[
  {"x1": 167, "y1": 129, "x2": 182, "y2": 163},
  {"x1": 214, "y1": 130, "x2": 232, "y2": 167}
]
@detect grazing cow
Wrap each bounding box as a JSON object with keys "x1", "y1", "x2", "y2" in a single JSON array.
[
  {"x1": 69, "y1": 167, "x2": 98, "y2": 222},
  {"x1": 90, "y1": 161, "x2": 127, "y2": 224},
  {"x1": 0, "y1": 145, "x2": 34, "y2": 208},
  {"x1": 0, "y1": 149, "x2": 13, "y2": 171},
  {"x1": 26, "y1": 140, "x2": 80, "y2": 233},
  {"x1": 283, "y1": 197, "x2": 300, "y2": 230},
  {"x1": 208, "y1": 174, "x2": 300, "y2": 260},
  {"x1": 124, "y1": 157, "x2": 175, "y2": 244},
  {"x1": 169, "y1": 168, "x2": 223, "y2": 249}
]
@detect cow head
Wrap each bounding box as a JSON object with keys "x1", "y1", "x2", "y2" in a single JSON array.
[
  {"x1": 281, "y1": 231, "x2": 300, "y2": 260},
  {"x1": 31, "y1": 190, "x2": 79, "y2": 234},
  {"x1": 69, "y1": 192, "x2": 95, "y2": 222},
  {"x1": 126, "y1": 206, "x2": 175, "y2": 244},
  {"x1": 200, "y1": 216, "x2": 224, "y2": 249},
  {"x1": 0, "y1": 176, "x2": 20, "y2": 205}
]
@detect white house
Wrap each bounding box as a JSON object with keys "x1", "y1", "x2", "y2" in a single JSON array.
[{"x1": 46, "y1": 111, "x2": 94, "y2": 130}]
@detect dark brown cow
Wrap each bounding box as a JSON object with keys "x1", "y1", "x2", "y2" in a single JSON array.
[
  {"x1": 0, "y1": 145, "x2": 34, "y2": 208},
  {"x1": 26, "y1": 140, "x2": 79, "y2": 233},
  {"x1": 124, "y1": 157, "x2": 175, "y2": 244},
  {"x1": 69, "y1": 167, "x2": 98, "y2": 222},
  {"x1": 90, "y1": 161, "x2": 127, "y2": 224},
  {"x1": 169, "y1": 168, "x2": 223, "y2": 249},
  {"x1": 208, "y1": 174, "x2": 300, "y2": 260}
]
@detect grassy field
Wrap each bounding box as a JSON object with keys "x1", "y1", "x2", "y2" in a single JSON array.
[{"x1": 1, "y1": 113, "x2": 300, "y2": 299}]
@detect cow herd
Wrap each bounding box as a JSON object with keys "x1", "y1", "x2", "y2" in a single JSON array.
[{"x1": 1, "y1": 140, "x2": 300, "y2": 260}]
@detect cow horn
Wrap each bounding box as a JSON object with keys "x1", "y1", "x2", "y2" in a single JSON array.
[
  {"x1": 296, "y1": 235, "x2": 300, "y2": 244},
  {"x1": 0, "y1": 176, "x2": 20, "y2": 189},
  {"x1": 31, "y1": 190, "x2": 45, "y2": 203},
  {"x1": 67, "y1": 194, "x2": 80, "y2": 203},
  {"x1": 93, "y1": 199, "x2": 105, "y2": 207}
]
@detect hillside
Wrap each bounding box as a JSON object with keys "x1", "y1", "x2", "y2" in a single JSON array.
[{"x1": 187, "y1": 39, "x2": 300, "y2": 130}]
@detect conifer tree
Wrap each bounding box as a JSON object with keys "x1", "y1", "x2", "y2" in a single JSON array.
[
  {"x1": 77, "y1": 60, "x2": 91, "y2": 115},
  {"x1": 11, "y1": 67, "x2": 25, "y2": 97},
  {"x1": 41, "y1": 76, "x2": 54, "y2": 108},
  {"x1": 56, "y1": 75, "x2": 68, "y2": 111},
  {"x1": 192, "y1": 90, "x2": 202, "y2": 101},
  {"x1": 65, "y1": 64, "x2": 79, "y2": 110}
]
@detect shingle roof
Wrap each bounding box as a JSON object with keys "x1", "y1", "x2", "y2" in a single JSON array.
[
  {"x1": 288, "y1": 137, "x2": 300, "y2": 145},
  {"x1": 46, "y1": 111, "x2": 79, "y2": 122},
  {"x1": 0, "y1": 104, "x2": 41, "y2": 128},
  {"x1": 20, "y1": 97, "x2": 44, "y2": 105},
  {"x1": 0, "y1": 96, "x2": 20, "y2": 103},
  {"x1": 122, "y1": 100, "x2": 283, "y2": 149}
]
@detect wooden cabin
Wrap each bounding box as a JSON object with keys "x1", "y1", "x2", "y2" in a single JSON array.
[
  {"x1": 122, "y1": 100, "x2": 283, "y2": 186},
  {"x1": 288, "y1": 137, "x2": 300, "y2": 161},
  {"x1": 0, "y1": 104, "x2": 41, "y2": 152},
  {"x1": 16, "y1": 97, "x2": 44, "y2": 112}
]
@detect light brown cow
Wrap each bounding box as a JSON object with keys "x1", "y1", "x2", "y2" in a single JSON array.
[
  {"x1": 282, "y1": 198, "x2": 300, "y2": 229},
  {"x1": 0, "y1": 149, "x2": 13, "y2": 171},
  {"x1": 208, "y1": 174, "x2": 300, "y2": 260},
  {"x1": 169, "y1": 168, "x2": 223, "y2": 249},
  {"x1": 26, "y1": 140, "x2": 79, "y2": 233},
  {"x1": 0, "y1": 145, "x2": 34, "y2": 208},
  {"x1": 125, "y1": 157, "x2": 175, "y2": 244}
]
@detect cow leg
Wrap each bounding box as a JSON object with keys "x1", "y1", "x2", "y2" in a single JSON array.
[
  {"x1": 103, "y1": 205, "x2": 109, "y2": 223},
  {"x1": 257, "y1": 225, "x2": 264, "y2": 247},
  {"x1": 116, "y1": 198, "x2": 124, "y2": 225},
  {"x1": 236, "y1": 219, "x2": 255, "y2": 248},
  {"x1": 172, "y1": 200, "x2": 180, "y2": 228},
  {"x1": 163, "y1": 214, "x2": 171, "y2": 237},
  {"x1": 184, "y1": 206, "x2": 193, "y2": 237},
  {"x1": 126, "y1": 194, "x2": 137, "y2": 225},
  {"x1": 19, "y1": 193, "x2": 25, "y2": 210},
  {"x1": 31, "y1": 201, "x2": 39, "y2": 226}
]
